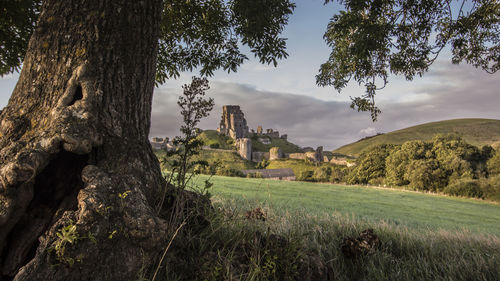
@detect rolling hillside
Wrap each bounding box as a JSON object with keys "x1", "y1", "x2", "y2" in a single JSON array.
[{"x1": 334, "y1": 118, "x2": 500, "y2": 157}]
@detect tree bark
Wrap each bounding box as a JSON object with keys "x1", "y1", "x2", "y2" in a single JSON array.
[{"x1": 0, "y1": 1, "x2": 168, "y2": 280}]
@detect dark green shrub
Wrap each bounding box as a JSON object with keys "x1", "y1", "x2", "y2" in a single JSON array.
[
  {"x1": 298, "y1": 170, "x2": 314, "y2": 181},
  {"x1": 404, "y1": 159, "x2": 448, "y2": 192},
  {"x1": 209, "y1": 143, "x2": 220, "y2": 149},
  {"x1": 347, "y1": 144, "x2": 395, "y2": 184},
  {"x1": 443, "y1": 179, "x2": 484, "y2": 199},
  {"x1": 487, "y1": 151, "x2": 500, "y2": 175},
  {"x1": 481, "y1": 175, "x2": 500, "y2": 202},
  {"x1": 256, "y1": 159, "x2": 270, "y2": 169},
  {"x1": 329, "y1": 166, "x2": 347, "y2": 183},
  {"x1": 368, "y1": 177, "x2": 385, "y2": 186},
  {"x1": 216, "y1": 167, "x2": 243, "y2": 177},
  {"x1": 385, "y1": 141, "x2": 429, "y2": 186},
  {"x1": 313, "y1": 166, "x2": 331, "y2": 182}
]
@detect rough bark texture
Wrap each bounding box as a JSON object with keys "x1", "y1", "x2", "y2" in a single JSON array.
[{"x1": 0, "y1": 1, "x2": 168, "y2": 280}]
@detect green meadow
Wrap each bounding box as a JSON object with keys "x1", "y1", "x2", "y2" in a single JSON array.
[
  {"x1": 190, "y1": 175, "x2": 500, "y2": 236},
  {"x1": 157, "y1": 174, "x2": 500, "y2": 280}
]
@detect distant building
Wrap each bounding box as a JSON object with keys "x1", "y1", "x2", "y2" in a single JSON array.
[
  {"x1": 257, "y1": 125, "x2": 263, "y2": 135},
  {"x1": 258, "y1": 138, "x2": 271, "y2": 144},
  {"x1": 265, "y1": 128, "x2": 279, "y2": 139},
  {"x1": 241, "y1": 168, "x2": 296, "y2": 181},
  {"x1": 150, "y1": 137, "x2": 165, "y2": 149},
  {"x1": 150, "y1": 137, "x2": 174, "y2": 151}
]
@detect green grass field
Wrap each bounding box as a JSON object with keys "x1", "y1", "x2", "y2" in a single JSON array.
[
  {"x1": 334, "y1": 118, "x2": 500, "y2": 156},
  {"x1": 158, "y1": 174, "x2": 500, "y2": 280},
  {"x1": 189, "y1": 175, "x2": 500, "y2": 237},
  {"x1": 266, "y1": 158, "x2": 324, "y2": 178}
]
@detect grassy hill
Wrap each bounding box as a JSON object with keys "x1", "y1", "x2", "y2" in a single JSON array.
[
  {"x1": 199, "y1": 129, "x2": 304, "y2": 153},
  {"x1": 249, "y1": 134, "x2": 304, "y2": 153},
  {"x1": 334, "y1": 118, "x2": 500, "y2": 157},
  {"x1": 154, "y1": 149, "x2": 255, "y2": 172},
  {"x1": 193, "y1": 150, "x2": 255, "y2": 170},
  {"x1": 197, "y1": 130, "x2": 235, "y2": 150}
]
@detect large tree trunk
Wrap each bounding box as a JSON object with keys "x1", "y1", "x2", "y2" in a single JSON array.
[{"x1": 0, "y1": 1, "x2": 169, "y2": 280}]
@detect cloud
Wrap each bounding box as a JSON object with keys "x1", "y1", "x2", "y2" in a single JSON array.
[
  {"x1": 359, "y1": 127, "x2": 377, "y2": 136},
  {"x1": 151, "y1": 63, "x2": 499, "y2": 151}
]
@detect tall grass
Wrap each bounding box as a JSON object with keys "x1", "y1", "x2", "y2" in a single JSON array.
[
  {"x1": 149, "y1": 172, "x2": 500, "y2": 280},
  {"x1": 154, "y1": 196, "x2": 500, "y2": 281}
]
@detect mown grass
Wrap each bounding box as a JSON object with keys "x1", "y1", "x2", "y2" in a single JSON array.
[
  {"x1": 334, "y1": 118, "x2": 500, "y2": 156},
  {"x1": 191, "y1": 175, "x2": 500, "y2": 236}
]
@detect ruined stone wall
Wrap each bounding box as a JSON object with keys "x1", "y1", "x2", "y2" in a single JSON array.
[
  {"x1": 269, "y1": 147, "x2": 283, "y2": 160},
  {"x1": 266, "y1": 131, "x2": 280, "y2": 139},
  {"x1": 330, "y1": 157, "x2": 356, "y2": 167},
  {"x1": 315, "y1": 146, "x2": 324, "y2": 162},
  {"x1": 287, "y1": 153, "x2": 307, "y2": 160},
  {"x1": 264, "y1": 129, "x2": 279, "y2": 139},
  {"x1": 301, "y1": 147, "x2": 324, "y2": 163},
  {"x1": 252, "y1": 152, "x2": 270, "y2": 162},
  {"x1": 218, "y1": 105, "x2": 248, "y2": 139},
  {"x1": 305, "y1": 151, "x2": 317, "y2": 162},
  {"x1": 236, "y1": 138, "x2": 252, "y2": 161}
]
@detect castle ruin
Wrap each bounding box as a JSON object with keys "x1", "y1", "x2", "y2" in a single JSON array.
[
  {"x1": 236, "y1": 138, "x2": 252, "y2": 161},
  {"x1": 216, "y1": 105, "x2": 327, "y2": 164},
  {"x1": 269, "y1": 147, "x2": 283, "y2": 160},
  {"x1": 217, "y1": 105, "x2": 249, "y2": 139}
]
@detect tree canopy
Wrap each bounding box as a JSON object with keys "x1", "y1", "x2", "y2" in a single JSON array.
[
  {"x1": 0, "y1": 0, "x2": 40, "y2": 74},
  {"x1": 347, "y1": 134, "x2": 497, "y2": 198},
  {"x1": 1, "y1": 0, "x2": 499, "y2": 120},
  {"x1": 317, "y1": 0, "x2": 500, "y2": 120},
  {"x1": 0, "y1": 0, "x2": 295, "y2": 83}
]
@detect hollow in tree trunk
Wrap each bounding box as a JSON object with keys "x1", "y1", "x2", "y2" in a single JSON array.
[{"x1": 0, "y1": 1, "x2": 169, "y2": 280}]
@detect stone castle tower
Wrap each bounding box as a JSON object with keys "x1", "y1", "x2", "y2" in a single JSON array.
[
  {"x1": 236, "y1": 138, "x2": 252, "y2": 161},
  {"x1": 217, "y1": 105, "x2": 249, "y2": 139}
]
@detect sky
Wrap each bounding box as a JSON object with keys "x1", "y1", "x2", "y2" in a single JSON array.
[{"x1": 1, "y1": 0, "x2": 499, "y2": 150}]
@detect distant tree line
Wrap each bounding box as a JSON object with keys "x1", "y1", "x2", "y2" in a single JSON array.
[{"x1": 345, "y1": 134, "x2": 500, "y2": 201}]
